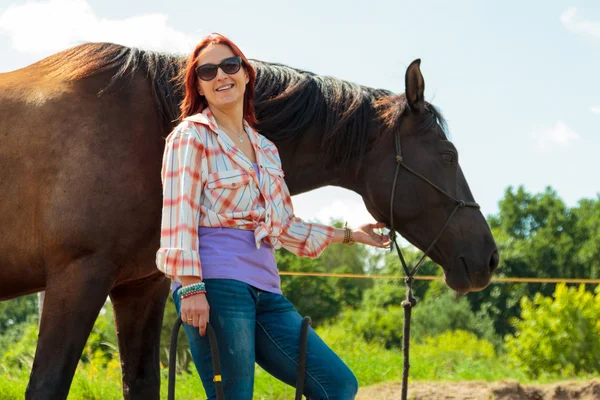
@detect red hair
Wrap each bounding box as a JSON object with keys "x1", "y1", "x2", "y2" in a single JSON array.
[{"x1": 179, "y1": 33, "x2": 257, "y2": 127}]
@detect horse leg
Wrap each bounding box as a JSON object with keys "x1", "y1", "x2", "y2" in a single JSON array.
[
  {"x1": 110, "y1": 272, "x2": 170, "y2": 400},
  {"x1": 25, "y1": 256, "x2": 116, "y2": 400}
]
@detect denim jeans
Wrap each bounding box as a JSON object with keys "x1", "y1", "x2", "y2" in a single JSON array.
[{"x1": 173, "y1": 279, "x2": 358, "y2": 400}]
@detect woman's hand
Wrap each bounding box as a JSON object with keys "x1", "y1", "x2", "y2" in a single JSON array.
[
  {"x1": 353, "y1": 222, "x2": 391, "y2": 248},
  {"x1": 180, "y1": 293, "x2": 210, "y2": 336}
]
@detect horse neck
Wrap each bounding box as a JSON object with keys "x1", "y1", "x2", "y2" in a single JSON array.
[{"x1": 271, "y1": 128, "x2": 342, "y2": 196}]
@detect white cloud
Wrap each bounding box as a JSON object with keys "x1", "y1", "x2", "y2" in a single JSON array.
[
  {"x1": 531, "y1": 121, "x2": 581, "y2": 152},
  {"x1": 315, "y1": 199, "x2": 377, "y2": 228},
  {"x1": 590, "y1": 106, "x2": 600, "y2": 114},
  {"x1": 0, "y1": 0, "x2": 195, "y2": 57},
  {"x1": 560, "y1": 7, "x2": 600, "y2": 39}
]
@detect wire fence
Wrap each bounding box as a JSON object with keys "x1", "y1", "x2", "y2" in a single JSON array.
[{"x1": 278, "y1": 271, "x2": 600, "y2": 285}]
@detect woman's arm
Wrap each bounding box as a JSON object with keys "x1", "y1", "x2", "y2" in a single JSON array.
[
  {"x1": 330, "y1": 222, "x2": 390, "y2": 248},
  {"x1": 155, "y1": 126, "x2": 206, "y2": 282}
]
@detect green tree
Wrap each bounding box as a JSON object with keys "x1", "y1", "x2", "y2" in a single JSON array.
[
  {"x1": 277, "y1": 248, "x2": 346, "y2": 326},
  {"x1": 0, "y1": 294, "x2": 38, "y2": 334},
  {"x1": 277, "y1": 219, "x2": 375, "y2": 326},
  {"x1": 470, "y1": 186, "x2": 600, "y2": 336},
  {"x1": 1, "y1": 323, "x2": 38, "y2": 370},
  {"x1": 361, "y1": 248, "x2": 440, "y2": 311},
  {"x1": 338, "y1": 286, "x2": 499, "y2": 349},
  {"x1": 506, "y1": 284, "x2": 600, "y2": 377}
]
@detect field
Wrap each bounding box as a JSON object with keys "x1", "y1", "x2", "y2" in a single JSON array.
[
  {"x1": 2, "y1": 323, "x2": 597, "y2": 400},
  {"x1": 359, "y1": 380, "x2": 600, "y2": 399}
]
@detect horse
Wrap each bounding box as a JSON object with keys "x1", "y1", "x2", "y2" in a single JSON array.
[{"x1": 0, "y1": 42, "x2": 498, "y2": 399}]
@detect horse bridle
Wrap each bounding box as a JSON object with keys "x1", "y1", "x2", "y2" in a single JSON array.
[{"x1": 387, "y1": 115, "x2": 480, "y2": 400}]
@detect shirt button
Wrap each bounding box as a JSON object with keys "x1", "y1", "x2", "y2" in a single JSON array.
[
  {"x1": 249, "y1": 166, "x2": 254, "y2": 171},
  {"x1": 232, "y1": 183, "x2": 237, "y2": 187}
]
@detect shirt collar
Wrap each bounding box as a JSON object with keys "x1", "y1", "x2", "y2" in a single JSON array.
[{"x1": 183, "y1": 107, "x2": 259, "y2": 141}]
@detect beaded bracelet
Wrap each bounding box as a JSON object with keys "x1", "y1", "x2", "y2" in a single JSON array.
[
  {"x1": 179, "y1": 282, "x2": 206, "y2": 300},
  {"x1": 180, "y1": 289, "x2": 206, "y2": 300}
]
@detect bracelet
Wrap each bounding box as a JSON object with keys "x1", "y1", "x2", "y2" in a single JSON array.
[
  {"x1": 179, "y1": 282, "x2": 206, "y2": 300},
  {"x1": 343, "y1": 222, "x2": 355, "y2": 246},
  {"x1": 180, "y1": 289, "x2": 206, "y2": 300}
]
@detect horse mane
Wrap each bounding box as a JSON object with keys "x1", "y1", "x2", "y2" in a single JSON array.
[
  {"x1": 34, "y1": 42, "x2": 447, "y2": 169},
  {"x1": 34, "y1": 42, "x2": 185, "y2": 124},
  {"x1": 252, "y1": 61, "x2": 448, "y2": 168}
]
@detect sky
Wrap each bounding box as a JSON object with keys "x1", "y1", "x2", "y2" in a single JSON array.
[{"x1": 1, "y1": 0, "x2": 598, "y2": 229}]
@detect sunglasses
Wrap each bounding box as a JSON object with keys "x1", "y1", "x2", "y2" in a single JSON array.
[{"x1": 195, "y1": 56, "x2": 243, "y2": 81}]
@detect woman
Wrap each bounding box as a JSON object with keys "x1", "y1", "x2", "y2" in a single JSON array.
[{"x1": 156, "y1": 33, "x2": 390, "y2": 400}]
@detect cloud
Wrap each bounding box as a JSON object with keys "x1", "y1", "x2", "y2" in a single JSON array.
[
  {"x1": 531, "y1": 121, "x2": 581, "y2": 152},
  {"x1": 0, "y1": 0, "x2": 195, "y2": 57},
  {"x1": 560, "y1": 7, "x2": 600, "y2": 39},
  {"x1": 590, "y1": 106, "x2": 600, "y2": 114},
  {"x1": 316, "y1": 199, "x2": 377, "y2": 229}
]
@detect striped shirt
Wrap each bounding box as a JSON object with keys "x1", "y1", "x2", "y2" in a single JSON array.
[{"x1": 155, "y1": 107, "x2": 335, "y2": 281}]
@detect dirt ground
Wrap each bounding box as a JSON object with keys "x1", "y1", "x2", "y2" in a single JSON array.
[{"x1": 356, "y1": 379, "x2": 600, "y2": 400}]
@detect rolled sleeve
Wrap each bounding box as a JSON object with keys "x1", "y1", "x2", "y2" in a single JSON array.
[{"x1": 279, "y1": 217, "x2": 335, "y2": 259}]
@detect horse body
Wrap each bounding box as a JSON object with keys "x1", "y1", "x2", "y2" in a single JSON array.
[
  {"x1": 1, "y1": 64, "x2": 163, "y2": 298},
  {"x1": 1, "y1": 54, "x2": 170, "y2": 399},
  {"x1": 0, "y1": 43, "x2": 498, "y2": 399}
]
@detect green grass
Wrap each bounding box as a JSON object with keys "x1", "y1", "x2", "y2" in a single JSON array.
[{"x1": 0, "y1": 326, "x2": 582, "y2": 400}]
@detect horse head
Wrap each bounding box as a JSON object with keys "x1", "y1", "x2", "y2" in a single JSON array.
[{"x1": 360, "y1": 60, "x2": 499, "y2": 293}]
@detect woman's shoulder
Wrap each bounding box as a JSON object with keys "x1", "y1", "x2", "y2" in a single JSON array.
[{"x1": 166, "y1": 117, "x2": 208, "y2": 144}]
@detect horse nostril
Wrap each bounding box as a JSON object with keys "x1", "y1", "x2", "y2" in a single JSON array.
[{"x1": 489, "y1": 250, "x2": 499, "y2": 274}]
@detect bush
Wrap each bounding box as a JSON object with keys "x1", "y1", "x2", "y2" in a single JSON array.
[
  {"x1": 505, "y1": 284, "x2": 600, "y2": 377},
  {"x1": 409, "y1": 330, "x2": 522, "y2": 381},
  {"x1": 1, "y1": 324, "x2": 38, "y2": 370},
  {"x1": 339, "y1": 288, "x2": 500, "y2": 349},
  {"x1": 412, "y1": 289, "x2": 500, "y2": 347}
]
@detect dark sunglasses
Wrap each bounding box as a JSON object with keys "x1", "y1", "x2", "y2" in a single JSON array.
[{"x1": 195, "y1": 56, "x2": 243, "y2": 81}]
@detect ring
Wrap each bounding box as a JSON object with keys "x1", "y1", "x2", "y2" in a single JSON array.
[{"x1": 186, "y1": 317, "x2": 193, "y2": 322}]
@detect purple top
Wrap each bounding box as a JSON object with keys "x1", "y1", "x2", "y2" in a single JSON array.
[{"x1": 171, "y1": 163, "x2": 282, "y2": 295}]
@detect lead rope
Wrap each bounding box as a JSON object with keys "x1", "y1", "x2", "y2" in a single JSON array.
[
  {"x1": 388, "y1": 154, "x2": 415, "y2": 400},
  {"x1": 389, "y1": 150, "x2": 469, "y2": 400},
  {"x1": 394, "y1": 234, "x2": 416, "y2": 400},
  {"x1": 168, "y1": 319, "x2": 224, "y2": 400}
]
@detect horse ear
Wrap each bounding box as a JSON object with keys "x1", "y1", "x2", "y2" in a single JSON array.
[{"x1": 405, "y1": 59, "x2": 425, "y2": 113}]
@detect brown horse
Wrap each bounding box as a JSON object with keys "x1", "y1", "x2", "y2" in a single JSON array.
[{"x1": 0, "y1": 43, "x2": 498, "y2": 399}]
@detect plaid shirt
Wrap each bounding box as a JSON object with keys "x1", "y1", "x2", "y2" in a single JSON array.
[{"x1": 155, "y1": 108, "x2": 335, "y2": 281}]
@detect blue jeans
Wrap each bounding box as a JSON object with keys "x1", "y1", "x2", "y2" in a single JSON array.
[{"x1": 173, "y1": 279, "x2": 358, "y2": 400}]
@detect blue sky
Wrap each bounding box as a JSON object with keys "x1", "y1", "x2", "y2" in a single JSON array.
[{"x1": 1, "y1": 0, "x2": 598, "y2": 227}]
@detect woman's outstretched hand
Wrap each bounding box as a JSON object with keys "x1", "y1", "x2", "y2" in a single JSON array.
[{"x1": 353, "y1": 222, "x2": 391, "y2": 248}]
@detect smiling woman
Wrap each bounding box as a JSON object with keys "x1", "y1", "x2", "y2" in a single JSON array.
[{"x1": 156, "y1": 33, "x2": 391, "y2": 400}]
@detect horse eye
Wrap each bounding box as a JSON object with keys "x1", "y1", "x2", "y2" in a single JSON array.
[{"x1": 441, "y1": 151, "x2": 456, "y2": 164}]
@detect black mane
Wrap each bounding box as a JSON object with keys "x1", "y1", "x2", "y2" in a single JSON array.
[
  {"x1": 252, "y1": 60, "x2": 447, "y2": 167},
  {"x1": 42, "y1": 42, "x2": 447, "y2": 168}
]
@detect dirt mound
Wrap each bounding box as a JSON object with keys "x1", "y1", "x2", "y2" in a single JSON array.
[{"x1": 357, "y1": 380, "x2": 600, "y2": 399}]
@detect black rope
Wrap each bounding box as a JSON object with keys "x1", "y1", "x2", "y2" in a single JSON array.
[
  {"x1": 207, "y1": 324, "x2": 225, "y2": 400},
  {"x1": 295, "y1": 316, "x2": 312, "y2": 400},
  {"x1": 168, "y1": 317, "x2": 183, "y2": 400},
  {"x1": 168, "y1": 318, "x2": 224, "y2": 400},
  {"x1": 401, "y1": 276, "x2": 416, "y2": 400}
]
